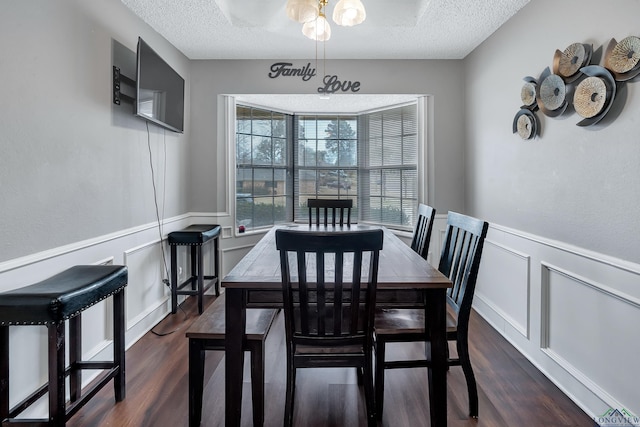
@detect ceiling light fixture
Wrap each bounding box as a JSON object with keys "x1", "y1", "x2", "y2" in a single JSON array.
[{"x1": 287, "y1": 0, "x2": 366, "y2": 42}]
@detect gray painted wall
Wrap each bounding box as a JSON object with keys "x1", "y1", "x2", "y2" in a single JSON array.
[
  {"x1": 189, "y1": 59, "x2": 466, "y2": 217},
  {"x1": 465, "y1": 0, "x2": 640, "y2": 264},
  {"x1": 0, "y1": 0, "x2": 191, "y2": 263}
]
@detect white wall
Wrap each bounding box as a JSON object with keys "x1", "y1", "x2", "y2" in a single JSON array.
[{"x1": 465, "y1": 0, "x2": 640, "y2": 419}]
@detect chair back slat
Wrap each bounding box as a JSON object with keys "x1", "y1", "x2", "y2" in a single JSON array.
[
  {"x1": 307, "y1": 199, "x2": 353, "y2": 227},
  {"x1": 410, "y1": 204, "x2": 436, "y2": 260},
  {"x1": 276, "y1": 229, "x2": 383, "y2": 346},
  {"x1": 333, "y1": 251, "x2": 343, "y2": 336},
  {"x1": 297, "y1": 250, "x2": 311, "y2": 335},
  {"x1": 438, "y1": 212, "x2": 489, "y2": 318}
]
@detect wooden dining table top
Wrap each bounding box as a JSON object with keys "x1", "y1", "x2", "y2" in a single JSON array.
[{"x1": 223, "y1": 224, "x2": 451, "y2": 290}]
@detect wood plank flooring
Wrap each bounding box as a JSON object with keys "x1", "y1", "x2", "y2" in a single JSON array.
[{"x1": 68, "y1": 295, "x2": 593, "y2": 426}]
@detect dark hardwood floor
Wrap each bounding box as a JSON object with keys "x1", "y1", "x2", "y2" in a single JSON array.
[{"x1": 68, "y1": 295, "x2": 593, "y2": 426}]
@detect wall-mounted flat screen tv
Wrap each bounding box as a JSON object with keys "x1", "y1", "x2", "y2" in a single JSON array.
[{"x1": 135, "y1": 37, "x2": 185, "y2": 133}]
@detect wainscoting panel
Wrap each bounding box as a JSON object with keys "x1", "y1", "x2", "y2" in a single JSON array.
[
  {"x1": 221, "y1": 243, "x2": 258, "y2": 278},
  {"x1": 475, "y1": 239, "x2": 530, "y2": 338},
  {"x1": 541, "y1": 263, "x2": 640, "y2": 413},
  {"x1": 472, "y1": 222, "x2": 640, "y2": 419},
  {"x1": 123, "y1": 240, "x2": 170, "y2": 343}
]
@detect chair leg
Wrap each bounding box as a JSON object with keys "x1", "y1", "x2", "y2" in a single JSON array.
[
  {"x1": 170, "y1": 245, "x2": 179, "y2": 314},
  {"x1": 113, "y1": 289, "x2": 126, "y2": 402},
  {"x1": 48, "y1": 322, "x2": 66, "y2": 427},
  {"x1": 69, "y1": 314, "x2": 82, "y2": 402},
  {"x1": 375, "y1": 338, "x2": 386, "y2": 419},
  {"x1": 363, "y1": 353, "x2": 377, "y2": 427},
  {"x1": 213, "y1": 236, "x2": 220, "y2": 297},
  {"x1": 190, "y1": 245, "x2": 198, "y2": 291},
  {"x1": 0, "y1": 326, "x2": 9, "y2": 422},
  {"x1": 457, "y1": 336, "x2": 478, "y2": 418},
  {"x1": 284, "y1": 355, "x2": 296, "y2": 427},
  {"x1": 446, "y1": 341, "x2": 451, "y2": 371},
  {"x1": 196, "y1": 245, "x2": 204, "y2": 314},
  {"x1": 249, "y1": 343, "x2": 265, "y2": 427},
  {"x1": 189, "y1": 339, "x2": 205, "y2": 427}
]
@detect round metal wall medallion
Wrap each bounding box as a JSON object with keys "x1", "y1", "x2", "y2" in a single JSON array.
[
  {"x1": 539, "y1": 74, "x2": 566, "y2": 111},
  {"x1": 573, "y1": 76, "x2": 607, "y2": 119},
  {"x1": 608, "y1": 36, "x2": 640, "y2": 74},
  {"x1": 558, "y1": 43, "x2": 586, "y2": 78}
]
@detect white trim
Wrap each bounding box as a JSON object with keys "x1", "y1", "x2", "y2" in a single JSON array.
[
  {"x1": 491, "y1": 223, "x2": 640, "y2": 275},
  {"x1": 126, "y1": 296, "x2": 170, "y2": 332},
  {"x1": 426, "y1": 95, "x2": 436, "y2": 206},
  {"x1": 475, "y1": 294, "x2": 529, "y2": 338},
  {"x1": 540, "y1": 262, "x2": 640, "y2": 348},
  {"x1": 0, "y1": 214, "x2": 189, "y2": 274},
  {"x1": 225, "y1": 95, "x2": 237, "y2": 229},
  {"x1": 541, "y1": 347, "x2": 627, "y2": 414},
  {"x1": 542, "y1": 261, "x2": 640, "y2": 314},
  {"x1": 187, "y1": 211, "x2": 231, "y2": 219},
  {"x1": 417, "y1": 96, "x2": 428, "y2": 204},
  {"x1": 222, "y1": 95, "x2": 234, "y2": 218},
  {"x1": 480, "y1": 238, "x2": 531, "y2": 338}
]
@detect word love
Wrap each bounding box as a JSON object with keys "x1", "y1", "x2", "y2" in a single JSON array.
[
  {"x1": 268, "y1": 62, "x2": 316, "y2": 82},
  {"x1": 317, "y1": 75, "x2": 361, "y2": 94}
]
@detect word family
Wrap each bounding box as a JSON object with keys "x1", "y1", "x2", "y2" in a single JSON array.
[{"x1": 268, "y1": 62, "x2": 316, "y2": 81}]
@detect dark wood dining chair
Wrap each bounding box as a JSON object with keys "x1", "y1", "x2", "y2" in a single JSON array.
[
  {"x1": 410, "y1": 203, "x2": 436, "y2": 260},
  {"x1": 275, "y1": 228, "x2": 384, "y2": 427},
  {"x1": 374, "y1": 211, "x2": 489, "y2": 419},
  {"x1": 307, "y1": 198, "x2": 353, "y2": 226}
]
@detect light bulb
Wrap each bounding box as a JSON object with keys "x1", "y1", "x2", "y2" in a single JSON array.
[
  {"x1": 332, "y1": 0, "x2": 366, "y2": 26},
  {"x1": 286, "y1": 0, "x2": 319, "y2": 23},
  {"x1": 302, "y1": 13, "x2": 331, "y2": 41}
]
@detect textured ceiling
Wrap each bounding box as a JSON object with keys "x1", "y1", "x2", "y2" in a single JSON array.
[{"x1": 120, "y1": 0, "x2": 530, "y2": 60}]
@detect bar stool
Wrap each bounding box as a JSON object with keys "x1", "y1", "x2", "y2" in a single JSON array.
[
  {"x1": 0, "y1": 265, "x2": 128, "y2": 426},
  {"x1": 168, "y1": 224, "x2": 221, "y2": 315}
]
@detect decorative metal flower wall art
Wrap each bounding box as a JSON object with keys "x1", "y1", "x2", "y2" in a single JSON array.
[
  {"x1": 536, "y1": 67, "x2": 568, "y2": 117},
  {"x1": 514, "y1": 36, "x2": 640, "y2": 137},
  {"x1": 520, "y1": 76, "x2": 538, "y2": 110},
  {"x1": 573, "y1": 65, "x2": 616, "y2": 126},
  {"x1": 604, "y1": 36, "x2": 640, "y2": 81},
  {"x1": 512, "y1": 108, "x2": 539, "y2": 140},
  {"x1": 513, "y1": 76, "x2": 540, "y2": 140},
  {"x1": 553, "y1": 43, "x2": 593, "y2": 83}
]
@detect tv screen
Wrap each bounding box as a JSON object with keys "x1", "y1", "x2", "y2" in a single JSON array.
[{"x1": 135, "y1": 37, "x2": 185, "y2": 133}]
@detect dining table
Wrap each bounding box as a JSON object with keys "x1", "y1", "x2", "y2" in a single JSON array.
[{"x1": 223, "y1": 224, "x2": 452, "y2": 426}]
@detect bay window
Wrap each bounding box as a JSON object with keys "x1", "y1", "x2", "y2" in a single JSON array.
[{"x1": 235, "y1": 101, "x2": 421, "y2": 231}]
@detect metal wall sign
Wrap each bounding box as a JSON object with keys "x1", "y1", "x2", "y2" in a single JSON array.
[
  {"x1": 268, "y1": 62, "x2": 361, "y2": 94},
  {"x1": 269, "y1": 62, "x2": 317, "y2": 81}
]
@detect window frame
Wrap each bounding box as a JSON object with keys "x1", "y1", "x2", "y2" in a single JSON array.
[
  {"x1": 234, "y1": 103, "x2": 294, "y2": 233},
  {"x1": 228, "y1": 96, "x2": 428, "y2": 234}
]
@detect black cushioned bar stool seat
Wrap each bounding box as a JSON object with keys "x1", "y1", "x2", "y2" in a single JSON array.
[
  {"x1": 0, "y1": 265, "x2": 127, "y2": 427},
  {"x1": 168, "y1": 224, "x2": 221, "y2": 315}
]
